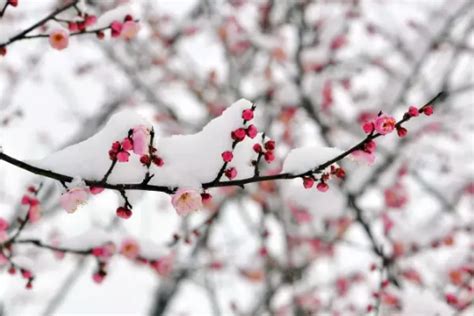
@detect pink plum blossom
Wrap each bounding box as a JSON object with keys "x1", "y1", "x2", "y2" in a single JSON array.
[
  {"x1": 351, "y1": 149, "x2": 376, "y2": 165},
  {"x1": 116, "y1": 151, "x2": 130, "y2": 162},
  {"x1": 132, "y1": 125, "x2": 151, "y2": 156},
  {"x1": 0, "y1": 217, "x2": 9, "y2": 231},
  {"x1": 171, "y1": 188, "x2": 203, "y2": 216},
  {"x1": 59, "y1": 187, "x2": 89, "y2": 213},
  {"x1": 374, "y1": 115, "x2": 396, "y2": 135},
  {"x1": 120, "y1": 239, "x2": 140, "y2": 259},
  {"x1": 49, "y1": 29, "x2": 69, "y2": 50},
  {"x1": 28, "y1": 204, "x2": 41, "y2": 223},
  {"x1": 121, "y1": 21, "x2": 140, "y2": 40},
  {"x1": 151, "y1": 254, "x2": 174, "y2": 277}
]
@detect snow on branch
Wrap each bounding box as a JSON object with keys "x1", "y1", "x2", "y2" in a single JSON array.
[{"x1": 0, "y1": 92, "x2": 444, "y2": 220}]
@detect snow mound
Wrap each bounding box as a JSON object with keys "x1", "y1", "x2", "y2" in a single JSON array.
[
  {"x1": 32, "y1": 99, "x2": 257, "y2": 189},
  {"x1": 282, "y1": 146, "x2": 343, "y2": 174}
]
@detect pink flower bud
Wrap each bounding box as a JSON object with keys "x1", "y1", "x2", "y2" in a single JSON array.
[
  {"x1": 117, "y1": 151, "x2": 130, "y2": 162},
  {"x1": 89, "y1": 186, "x2": 104, "y2": 195},
  {"x1": 362, "y1": 122, "x2": 374, "y2": 134},
  {"x1": 121, "y1": 138, "x2": 133, "y2": 151},
  {"x1": 201, "y1": 192, "x2": 212, "y2": 203},
  {"x1": 264, "y1": 151, "x2": 274, "y2": 163},
  {"x1": 151, "y1": 254, "x2": 174, "y2": 277},
  {"x1": 68, "y1": 22, "x2": 79, "y2": 32},
  {"x1": 221, "y1": 151, "x2": 233, "y2": 162},
  {"x1": 316, "y1": 182, "x2": 329, "y2": 192},
  {"x1": 152, "y1": 156, "x2": 164, "y2": 167},
  {"x1": 253, "y1": 143, "x2": 262, "y2": 153},
  {"x1": 110, "y1": 21, "x2": 123, "y2": 37},
  {"x1": 84, "y1": 15, "x2": 97, "y2": 27},
  {"x1": 225, "y1": 167, "x2": 237, "y2": 180},
  {"x1": 264, "y1": 140, "x2": 275, "y2": 150},
  {"x1": 0, "y1": 217, "x2": 9, "y2": 231},
  {"x1": 242, "y1": 109, "x2": 254, "y2": 121},
  {"x1": 408, "y1": 106, "x2": 419, "y2": 117},
  {"x1": 246, "y1": 124, "x2": 258, "y2": 139},
  {"x1": 231, "y1": 128, "x2": 246, "y2": 141},
  {"x1": 397, "y1": 126, "x2": 408, "y2": 138},
  {"x1": 303, "y1": 177, "x2": 314, "y2": 189},
  {"x1": 423, "y1": 105, "x2": 434, "y2": 116},
  {"x1": 92, "y1": 272, "x2": 106, "y2": 284},
  {"x1": 116, "y1": 207, "x2": 132, "y2": 219}
]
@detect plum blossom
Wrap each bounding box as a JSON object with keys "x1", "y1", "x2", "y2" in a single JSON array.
[
  {"x1": 246, "y1": 124, "x2": 258, "y2": 138},
  {"x1": 92, "y1": 243, "x2": 116, "y2": 261},
  {"x1": 171, "y1": 188, "x2": 203, "y2": 216},
  {"x1": 374, "y1": 115, "x2": 396, "y2": 135},
  {"x1": 92, "y1": 272, "x2": 106, "y2": 284},
  {"x1": 59, "y1": 187, "x2": 89, "y2": 213},
  {"x1": 221, "y1": 151, "x2": 233, "y2": 162},
  {"x1": 110, "y1": 21, "x2": 123, "y2": 37},
  {"x1": 242, "y1": 109, "x2": 254, "y2": 121},
  {"x1": 423, "y1": 105, "x2": 434, "y2": 116},
  {"x1": 49, "y1": 29, "x2": 69, "y2": 50},
  {"x1": 151, "y1": 254, "x2": 174, "y2": 277},
  {"x1": 122, "y1": 21, "x2": 140, "y2": 40},
  {"x1": 120, "y1": 239, "x2": 140, "y2": 259},
  {"x1": 0, "y1": 217, "x2": 9, "y2": 231},
  {"x1": 132, "y1": 125, "x2": 151, "y2": 156},
  {"x1": 116, "y1": 207, "x2": 132, "y2": 219},
  {"x1": 351, "y1": 140, "x2": 377, "y2": 165},
  {"x1": 408, "y1": 106, "x2": 419, "y2": 117}
]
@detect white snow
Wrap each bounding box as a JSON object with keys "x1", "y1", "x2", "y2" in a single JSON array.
[
  {"x1": 282, "y1": 146, "x2": 343, "y2": 175},
  {"x1": 32, "y1": 109, "x2": 150, "y2": 184},
  {"x1": 398, "y1": 285, "x2": 454, "y2": 316},
  {"x1": 96, "y1": 5, "x2": 135, "y2": 29},
  {"x1": 59, "y1": 228, "x2": 111, "y2": 250},
  {"x1": 31, "y1": 99, "x2": 258, "y2": 189}
]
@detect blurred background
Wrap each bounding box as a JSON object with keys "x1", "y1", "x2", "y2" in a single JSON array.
[{"x1": 0, "y1": 0, "x2": 473, "y2": 315}]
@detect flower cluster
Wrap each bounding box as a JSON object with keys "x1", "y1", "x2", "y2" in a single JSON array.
[
  {"x1": 302, "y1": 165, "x2": 345, "y2": 192},
  {"x1": 253, "y1": 139, "x2": 275, "y2": 164},
  {"x1": 222, "y1": 106, "x2": 259, "y2": 180},
  {"x1": 362, "y1": 114, "x2": 396, "y2": 135},
  {"x1": 48, "y1": 12, "x2": 139, "y2": 51},
  {"x1": 110, "y1": 15, "x2": 140, "y2": 40},
  {"x1": 351, "y1": 140, "x2": 377, "y2": 165},
  {"x1": 108, "y1": 125, "x2": 160, "y2": 164},
  {"x1": 20, "y1": 186, "x2": 41, "y2": 222},
  {"x1": 67, "y1": 14, "x2": 97, "y2": 33},
  {"x1": 384, "y1": 183, "x2": 408, "y2": 209}
]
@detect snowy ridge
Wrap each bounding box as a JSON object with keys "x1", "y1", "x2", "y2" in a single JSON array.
[
  {"x1": 32, "y1": 99, "x2": 258, "y2": 188},
  {"x1": 282, "y1": 146, "x2": 343, "y2": 174}
]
